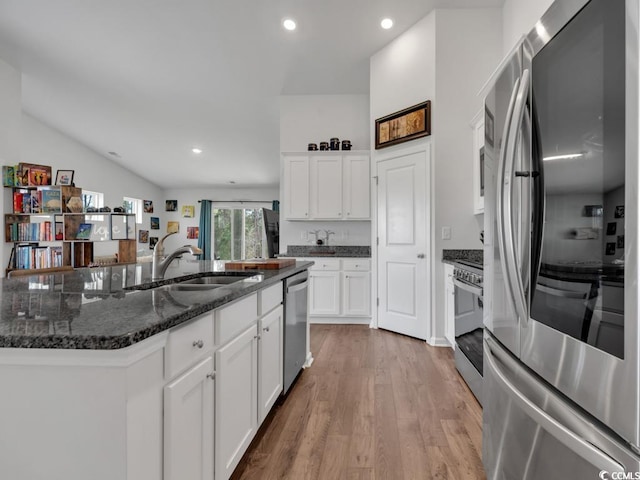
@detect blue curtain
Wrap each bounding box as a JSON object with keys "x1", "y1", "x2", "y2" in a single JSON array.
[{"x1": 197, "y1": 200, "x2": 212, "y2": 260}]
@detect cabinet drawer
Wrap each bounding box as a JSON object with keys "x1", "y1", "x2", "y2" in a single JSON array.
[
  {"x1": 308, "y1": 258, "x2": 340, "y2": 271},
  {"x1": 215, "y1": 293, "x2": 258, "y2": 345},
  {"x1": 165, "y1": 312, "x2": 214, "y2": 380},
  {"x1": 259, "y1": 282, "x2": 283, "y2": 315},
  {"x1": 342, "y1": 259, "x2": 370, "y2": 271}
]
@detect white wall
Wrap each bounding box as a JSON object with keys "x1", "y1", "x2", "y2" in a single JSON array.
[
  {"x1": 370, "y1": 8, "x2": 502, "y2": 343},
  {"x1": 161, "y1": 186, "x2": 279, "y2": 254},
  {"x1": 502, "y1": 0, "x2": 554, "y2": 53},
  {"x1": 279, "y1": 94, "x2": 371, "y2": 252}
]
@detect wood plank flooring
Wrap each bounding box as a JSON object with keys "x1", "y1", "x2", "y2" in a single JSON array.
[{"x1": 231, "y1": 325, "x2": 486, "y2": 480}]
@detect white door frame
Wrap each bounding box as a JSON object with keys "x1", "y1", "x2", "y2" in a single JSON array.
[{"x1": 370, "y1": 140, "x2": 436, "y2": 343}]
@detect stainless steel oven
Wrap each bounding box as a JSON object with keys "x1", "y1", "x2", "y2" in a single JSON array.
[{"x1": 453, "y1": 260, "x2": 483, "y2": 405}]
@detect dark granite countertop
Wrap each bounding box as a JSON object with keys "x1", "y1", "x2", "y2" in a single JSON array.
[
  {"x1": 0, "y1": 260, "x2": 312, "y2": 350},
  {"x1": 279, "y1": 245, "x2": 371, "y2": 258},
  {"x1": 442, "y1": 249, "x2": 483, "y2": 266}
]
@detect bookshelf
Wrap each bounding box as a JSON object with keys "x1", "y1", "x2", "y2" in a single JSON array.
[{"x1": 4, "y1": 184, "x2": 138, "y2": 274}]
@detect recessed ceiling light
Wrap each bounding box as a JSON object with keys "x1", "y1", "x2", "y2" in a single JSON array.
[
  {"x1": 283, "y1": 18, "x2": 296, "y2": 31},
  {"x1": 108, "y1": 151, "x2": 121, "y2": 158},
  {"x1": 381, "y1": 18, "x2": 393, "y2": 29},
  {"x1": 192, "y1": 148, "x2": 202, "y2": 154},
  {"x1": 229, "y1": 181, "x2": 236, "y2": 185}
]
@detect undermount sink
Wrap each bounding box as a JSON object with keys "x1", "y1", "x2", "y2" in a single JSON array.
[
  {"x1": 308, "y1": 251, "x2": 336, "y2": 256},
  {"x1": 125, "y1": 272, "x2": 257, "y2": 291}
]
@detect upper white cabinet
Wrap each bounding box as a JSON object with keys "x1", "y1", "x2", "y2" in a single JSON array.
[
  {"x1": 283, "y1": 152, "x2": 370, "y2": 221},
  {"x1": 283, "y1": 155, "x2": 310, "y2": 219},
  {"x1": 310, "y1": 155, "x2": 343, "y2": 219},
  {"x1": 471, "y1": 111, "x2": 485, "y2": 215}
]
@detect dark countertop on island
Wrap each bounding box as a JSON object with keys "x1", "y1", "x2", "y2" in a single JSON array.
[
  {"x1": 442, "y1": 249, "x2": 483, "y2": 266},
  {"x1": 0, "y1": 260, "x2": 312, "y2": 350}
]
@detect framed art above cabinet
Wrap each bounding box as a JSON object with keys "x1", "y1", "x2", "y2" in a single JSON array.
[{"x1": 471, "y1": 110, "x2": 485, "y2": 215}]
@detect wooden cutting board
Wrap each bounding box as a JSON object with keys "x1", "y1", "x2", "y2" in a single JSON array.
[{"x1": 225, "y1": 258, "x2": 296, "y2": 270}]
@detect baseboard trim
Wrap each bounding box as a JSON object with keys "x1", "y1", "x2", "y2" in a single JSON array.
[
  {"x1": 309, "y1": 317, "x2": 371, "y2": 325},
  {"x1": 428, "y1": 336, "x2": 453, "y2": 348}
]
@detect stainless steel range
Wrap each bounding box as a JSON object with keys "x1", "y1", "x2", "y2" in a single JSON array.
[{"x1": 453, "y1": 259, "x2": 483, "y2": 405}]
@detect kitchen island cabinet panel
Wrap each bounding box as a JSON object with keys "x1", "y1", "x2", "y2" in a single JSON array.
[
  {"x1": 215, "y1": 324, "x2": 259, "y2": 480},
  {"x1": 164, "y1": 356, "x2": 215, "y2": 480}
]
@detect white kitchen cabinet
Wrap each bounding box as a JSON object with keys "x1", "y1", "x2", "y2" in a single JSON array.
[
  {"x1": 310, "y1": 155, "x2": 343, "y2": 219},
  {"x1": 215, "y1": 323, "x2": 259, "y2": 480},
  {"x1": 343, "y1": 154, "x2": 371, "y2": 219},
  {"x1": 309, "y1": 271, "x2": 341, "y2": 316},
  {"x1": 471, "y1": 110, "x2": 485, "y2": 215},
  {"x1": 444, "y1": 263, "x2": 455, "y2": 348},
  {"x1": 258, "y1": 305, "x2": 283, "y2": 423},
  {"x1": 342, "y1": 271, "x2": 371, "y2": 316},
  {"x1": 164, "y1": 356, "x2": 215, "y2": 480},
  {"x1": 283, "y1": 155, "x2": 310, "y2": 219},
  {"x1": 282, "y1": 152, "x2": 370, "y2": 220},
  {"x1": 306, "y1": 258, "x2": 371, "y2": 322}
]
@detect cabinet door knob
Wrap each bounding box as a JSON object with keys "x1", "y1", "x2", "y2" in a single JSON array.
[
  {"x1": 206, "y1": 372, "x2": 216, "y2": 380},
  {"x1": 417, "y1": 253, "x2": 425, "y2": 259},
  {"x1": 263, "y1": 326, "x2": 270, "y2": 332},
  {"x1": 192, "y1": 339, "x2": 204, "y2": 349},
  {"x1": 254, "y1": 334, "x2": 261, "y2": 340}
]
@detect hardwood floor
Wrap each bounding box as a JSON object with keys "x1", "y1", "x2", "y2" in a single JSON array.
[{"x1": 231, "y1": 325, "x2": 486, "y2": 480}]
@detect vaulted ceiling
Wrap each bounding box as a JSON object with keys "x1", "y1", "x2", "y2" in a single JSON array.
[{"x1": 0, "y1": 0, "x2": 503, "y2": 188}]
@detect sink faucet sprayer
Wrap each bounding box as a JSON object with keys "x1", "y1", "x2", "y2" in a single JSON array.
[
  {"x1": 324, "y1": 230, "x2": 335, "y2": 245},
  {"x1": 152, "y1": 232, "x2": 202, "y2": 280}
]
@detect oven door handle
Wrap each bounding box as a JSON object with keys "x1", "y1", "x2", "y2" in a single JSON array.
[{"x1": 453, "y1": 278, "x2": 483, "y2": 297}]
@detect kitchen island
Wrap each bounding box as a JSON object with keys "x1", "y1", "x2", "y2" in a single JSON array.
[{"x1": 0, "y1": 259, "x2": 312, "y2": 480}]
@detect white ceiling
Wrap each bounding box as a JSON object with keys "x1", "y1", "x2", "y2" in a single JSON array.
[{"x1": 0, "y1": 0, "x2": 502, "y2": 189}]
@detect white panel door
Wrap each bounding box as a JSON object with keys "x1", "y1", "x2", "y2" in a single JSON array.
[
  {"x1": 310, "y1": 155, "x2": 342, "y2": 219},
  {"x1": 164, "y1": 356, "x2": 215, "y2": 480},
  {"x1": 343, "y1": 154, "x2": 370, "y2": 219},
  {"x1": 258, "y1": 306, "x2": 283, "y2": 423},
  {"x1": 215, "y1": 325, "x2": 258, "y2": 480},
  {"x1": 377, "y1": 150, "x2": 429, "y2": 339},
  {"x1": 283, "y1": 156, "x2": 309, "y2": 219}
]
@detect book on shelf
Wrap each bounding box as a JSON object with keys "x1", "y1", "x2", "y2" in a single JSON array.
[
  {"x1": 13, "y1": 244, "x2": 62, "y2": 270},
  {"x1": 2, "y1": 165, "x2": 15, "y2": 187},
  {"x1": 41, "y1": 189, "x2": 62, "y2": 213},
  {"x1": 75, "y1": 223, "x2": 92, "y2": 240}
]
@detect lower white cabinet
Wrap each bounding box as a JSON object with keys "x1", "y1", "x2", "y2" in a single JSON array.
[
  {"x1": 164, "y1": 356, "x2": 215, "y2": 480},
  {"x1": 444, "y1": 263, "x2": 455, "y2": 348},
  {"x1": 306, "y1": 258, "x2": 371, "y2": 322},
  {"x1": 258, "y1": 305, "x2": 284, "y2": 423},
  {"x1": 342, "y1": 271, "x2": 371, "y2": 316},
  {"x1": 215, "y1": 324, "x2": 259, "y2": 480},
  {"x1": 309, "y1": 270, "x2": 341, "y2": 315}
]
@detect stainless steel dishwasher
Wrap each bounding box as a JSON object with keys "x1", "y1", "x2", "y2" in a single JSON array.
[{"x1": 283, "y1": 270, "x2": 309, "y2": 394}]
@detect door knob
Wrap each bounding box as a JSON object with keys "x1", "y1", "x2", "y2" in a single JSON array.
[{"x1": 417, "y1": 253, "x2": 425, "y2": 259}]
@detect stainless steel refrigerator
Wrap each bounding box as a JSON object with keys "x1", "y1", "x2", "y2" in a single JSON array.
[{"x1": 483, "y1": 0, "x2": 640, "y2": 476}]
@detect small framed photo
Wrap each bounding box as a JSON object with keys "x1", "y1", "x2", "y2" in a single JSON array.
[
  {"x1": 150, "y1": 217, "x2": 160, "y2": 229},
  {"x1": 143, "y1": 200, "x2": 154, "y2": 213},
  {"x1": 606, "y1": 222, "x2": 617, "y2": 236},
  {"x1": 139, "y1": 230, "x2": 149, "y2": 243},
  {"x1": 615, "y1": 205, "x2": 625, "y2": 218},
  {"x1": 167, "y1": 221, "x2": 179, "y2": 233},
  {"x1": 182, "y1": 205, "x2": 195, "y2": 218},
  {"x1": 187, "y1": 226, "x2": 199, "y2": 239},
  {"x1": 55, "y1": 170, "x2": 75, "y2": 186},
  {"x1": 165, "y1": 200, "x2": 178, "y2": 211},
  {"x1": 606, "y1": 242, "x2": 616, "y2": 255}
]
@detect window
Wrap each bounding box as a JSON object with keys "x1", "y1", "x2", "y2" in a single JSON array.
[
  {"x1": 123, "y1": 197, "x2": 143, "y2": 224},
  {"x1": 212, "y1": 205, "x2": 268, "y2": 260},
  {"x1": 83, "y1": 190, "x2": 104, "y2": 210}
]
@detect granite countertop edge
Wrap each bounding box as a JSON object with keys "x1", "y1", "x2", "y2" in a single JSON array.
[{"x1": 0, "y1": 261, "x2": 313, "y2": 351}]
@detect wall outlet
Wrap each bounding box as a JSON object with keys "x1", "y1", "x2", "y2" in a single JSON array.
[
  {"x1": 442, "y1": 226, "x2": 451, "y2": 240},
  {"x1": 300, "y1": 231, "x2": 308, "y2": 241}
]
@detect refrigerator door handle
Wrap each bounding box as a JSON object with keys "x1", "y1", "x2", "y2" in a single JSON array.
[
  {"x1": 496, "y1": 74, "x2": 521, "y2": 323},
  {"x1": 502, "y1": 68, "x2": 530, "y2": 326},
  {"x1": 485, "y1": 336, "x2": 626, "y2": 474}
]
